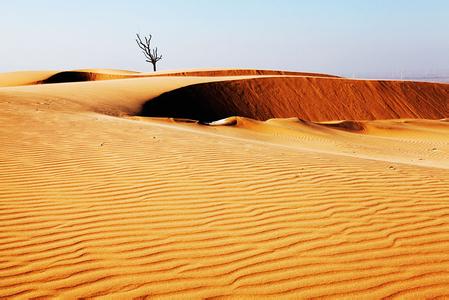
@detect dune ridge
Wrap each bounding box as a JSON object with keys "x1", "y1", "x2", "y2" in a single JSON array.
[
  {"x1": 0, "y1": 68, "x2": 338, "y2": 87},
  {"x1": 39, "y1": 69, "x2": 321, "y2": 84},
  {"x1": 1, "y1": 69, "x2": 449, "y2": 298}
]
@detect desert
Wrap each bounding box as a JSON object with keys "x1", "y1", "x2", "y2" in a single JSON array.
[
  {"x1": 1, "y1": 68, "x2": 449, "y2": 298},
  {"x1": 3, "y1": 0, "x2": 449, "y2": 298}
]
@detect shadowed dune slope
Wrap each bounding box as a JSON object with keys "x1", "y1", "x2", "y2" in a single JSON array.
[
  {"x1": 40, "y1": 71, "x2": 139, "y2": 84},
  {"x1": 142, "y1": 77, "x2": 449, "y2": 121}
]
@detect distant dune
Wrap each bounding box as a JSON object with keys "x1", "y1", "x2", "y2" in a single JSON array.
[
  {"x1": 1, "y1": 68, "x2": 449, "y2": 298},
  {"x1": 0, "y1": 68, "x2": 338, "y2": 87},
  {"x1": 0, "y1": 70, "x2": 58, "y2": 87}
]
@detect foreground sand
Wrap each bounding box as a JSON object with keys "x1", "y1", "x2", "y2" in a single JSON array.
[{"x1": 1, "y1": 70, "x2": 449, "y2": 299}]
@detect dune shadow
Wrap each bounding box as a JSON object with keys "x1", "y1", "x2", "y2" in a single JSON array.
[
  {"x1": 42, "y1": 71, "x2": 94, "y2": 84},
  {"x1": 139, "y1": 82, "x2": 243, "y2": 122}
]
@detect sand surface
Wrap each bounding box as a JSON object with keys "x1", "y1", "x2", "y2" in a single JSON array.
[
  {"x1": 1, "y1": 69, "x2": 449, "y2": 299},
  {"x1": 146, "y1": 77, "x2": 449, "y2": 121}
]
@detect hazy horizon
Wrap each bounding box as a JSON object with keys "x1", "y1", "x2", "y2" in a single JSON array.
[{"x1": 1, "y1": 0, "x2": 449, "y2": 78}]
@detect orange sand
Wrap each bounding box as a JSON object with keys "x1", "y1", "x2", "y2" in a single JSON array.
[
  {"x1": 1, "y1": 69, "x2": 449, "y2": 299},
  {"x1": 145, "y1": 77, "x2": 449, "y2": 121}
]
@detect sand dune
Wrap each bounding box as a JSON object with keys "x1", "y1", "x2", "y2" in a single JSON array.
[
  {"x1": 144, "y1": 76, "x2": 449, "y2": 121},
  {"x1": 1, "y1": 69, "x2": 449, "y2": 298},
  {"x1": 0, "y1": 75, "x2": 267, "y2": 117},
  {"x1": 0, "y1": 71, "x2": 59, "y2": 87},
  {"x1": 150, "y1": 68, "x2": 339, "y2": 78},
  {"x1": 0, "y1": 68, "x2": 337, "y2": 87}
]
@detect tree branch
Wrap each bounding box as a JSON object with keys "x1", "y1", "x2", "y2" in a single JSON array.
[{"x1": 136, "y1": 33, "x2": 163, "y2": 71}]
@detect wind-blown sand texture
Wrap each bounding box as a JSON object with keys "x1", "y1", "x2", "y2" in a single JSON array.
[{"x1": 1, "y1": 69, "x2": 449, "y2": 299}]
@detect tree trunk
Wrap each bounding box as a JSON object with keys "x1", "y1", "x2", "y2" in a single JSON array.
[{"x1": 153, "y1": 63, "x2": 157, "y2": 72}]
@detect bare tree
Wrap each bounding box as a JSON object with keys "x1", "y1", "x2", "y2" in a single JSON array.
[{"x1": 136, "y1": 33, "x2": 162, "y2": 72}]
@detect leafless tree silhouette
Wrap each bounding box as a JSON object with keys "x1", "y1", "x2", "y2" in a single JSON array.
[{"x1": 136, "y1": 33, "x2": 162, "y2": 72}]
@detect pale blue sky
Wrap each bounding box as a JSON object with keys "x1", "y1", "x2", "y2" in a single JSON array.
[{"x1": 1, "y1": 0, "x2": 449, "y2": 77}]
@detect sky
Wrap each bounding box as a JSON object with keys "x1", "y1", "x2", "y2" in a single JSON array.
[{"x1": 1, "y1": 0, "x2": 449, "y2": 77}]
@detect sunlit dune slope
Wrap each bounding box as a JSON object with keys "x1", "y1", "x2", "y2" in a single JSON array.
[
  {"x1": 180, "y1": 116, "x2": 449, "y2": 169},
  {"x1": 0, "y1": 71, "x2": 59, "y2": 87},
  {"x1": 143, "y1": 76, "x2": 449, "y2": 121}
]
